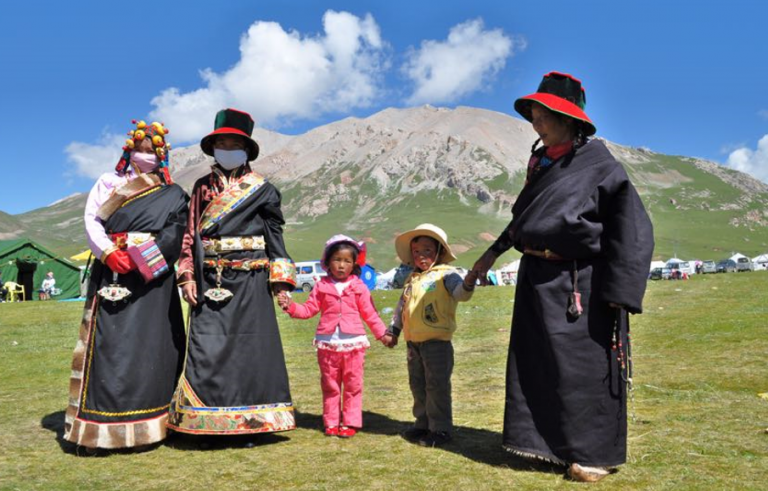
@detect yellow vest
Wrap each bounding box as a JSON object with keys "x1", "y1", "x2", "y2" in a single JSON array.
[{"x1": 402, "y1": 264, "x2": 458, "y2": 342}]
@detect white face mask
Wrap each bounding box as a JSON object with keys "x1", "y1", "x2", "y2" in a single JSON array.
[
  {"x1": 214, "y1": 149, "x2": 248, "y2": 170},
  {"x1": 130, "y1": 151, "x2": 159, "y2": 173}
]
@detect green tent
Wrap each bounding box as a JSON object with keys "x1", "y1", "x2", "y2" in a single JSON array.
[{"x1": 0, "y1": 239, "x2": 82, "y2": 300}]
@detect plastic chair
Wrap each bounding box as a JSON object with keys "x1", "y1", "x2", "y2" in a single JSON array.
[{"x1": 4, "y1": 282, "x2": 25, "y2": 302}]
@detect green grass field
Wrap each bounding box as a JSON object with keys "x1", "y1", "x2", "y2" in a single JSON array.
[{"x1": 1, "y1": 273, "x2": 766, "y2": 490}]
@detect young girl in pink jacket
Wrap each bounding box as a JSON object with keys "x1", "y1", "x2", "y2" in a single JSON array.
[{"x1": 277, "y1": 235, "x2": 393, "y2": 437}]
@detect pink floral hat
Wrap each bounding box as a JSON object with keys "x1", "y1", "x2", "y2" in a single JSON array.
[{"x1": 321, "y1": 234, "x2": 367, "y2": 271}]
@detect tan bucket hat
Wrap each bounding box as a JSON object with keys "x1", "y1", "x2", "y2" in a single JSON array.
[{"x1": 395, "y1": 223, "x2": 456, "y2": 267}]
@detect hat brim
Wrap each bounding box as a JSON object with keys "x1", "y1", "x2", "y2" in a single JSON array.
[
  {"x1": 201, "y1": 127, "x2": 260, "y2": 161},
  {"x1": 395, "y1": 227, "x2": 456, "y2": 267},
  {"x1": 514, "y1": 93, "x2": 596, "y2": 136}
]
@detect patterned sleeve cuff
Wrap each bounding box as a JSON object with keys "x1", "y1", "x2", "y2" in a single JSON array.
[
  {"x1": 127, "y1": 239, "x2": 170, "y2": 284},
  {"x1": 269, "y1": 258, "x2": 296, "y2": 286},
  {"x1": 100, "y1": 245, "x2": 120, "y2": 263},
  {"x1": 177, "y1": 269, "x2": 194, "y2": 282}
]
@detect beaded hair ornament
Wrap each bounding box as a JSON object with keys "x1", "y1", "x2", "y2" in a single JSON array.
[{"x1": 115, "y1": 120, "x2": 173, "y2": 183}]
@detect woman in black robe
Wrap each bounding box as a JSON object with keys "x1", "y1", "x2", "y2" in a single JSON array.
[
  {"x1": 65, "y1": 121, "x2": 188, "y2": 450},
  {"x1": 471, "y1": 72, "x2": 654, "y2": 482},
  {"x1": 169, "y1": 108, "x2": 296, "y2": 437}
]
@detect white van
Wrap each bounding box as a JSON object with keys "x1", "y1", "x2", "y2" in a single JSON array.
[{"x1": 295, "y1": 260, "x2": 326, "y2": 291}]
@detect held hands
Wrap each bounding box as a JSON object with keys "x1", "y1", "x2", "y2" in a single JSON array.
[
  {"x1": 380, "y1": 333, "x2": 398, "y2": 348},
  {"x1": 470, "y1": 249, "x2": 498, "y2": 287},
  {"x1": 276, "y1": 290, "x2": 293, "y2": 311},
  {"x1": 463, "y1": 269, "x2": 478, "y2": 290}
]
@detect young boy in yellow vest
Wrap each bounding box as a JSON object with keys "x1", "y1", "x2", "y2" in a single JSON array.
[{"x1": 386, "y1": 224, "x2": 477, "y2": 447}]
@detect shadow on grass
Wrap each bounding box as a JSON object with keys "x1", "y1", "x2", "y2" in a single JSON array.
[
  {"x1": 296, "y1": 409, "x2": 563, "y2": 475},
  {"x1": 41, "y1": 410, "x2": 290, "y2": 456},
  {"x1": 167, "y1": 431, "x2": 290, "y2": 452}
]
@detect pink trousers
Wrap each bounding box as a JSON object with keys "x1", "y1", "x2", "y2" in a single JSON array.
[{"x1": 317, "y1": 348, "x2": 366, "y2": 428}]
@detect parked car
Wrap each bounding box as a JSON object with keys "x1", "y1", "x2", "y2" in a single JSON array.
[
  {"x1": 735, "y1": 257, "x2": 754, "y2": 272},
  {"x1": 295, "y1": 260, "x2": 326, "y2": 291},
  {"x1": 667, "y1": 261, "x2": 694, "y2": 276},
  {"x1": 716, "y1": 259, "x2": 736, "y2": 273},
  {"x1": 700, "y1": 260, "x2": 717, "y2": 274},
  {"x1": 649, "y1": 267, "x2": 672, "y2": 280}
]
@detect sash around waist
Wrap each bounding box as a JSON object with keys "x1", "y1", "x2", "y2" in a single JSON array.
[
  {"x1": 110, "y1": 232, "x2": 156, "y2": 249},
  {"x1": 202, "y1": 235, "x2": 266, "y2": 255}
]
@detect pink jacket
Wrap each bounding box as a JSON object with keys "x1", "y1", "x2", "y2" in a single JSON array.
[{"x1": 287, "y1": 276, "x2": 387, "y2": 339}]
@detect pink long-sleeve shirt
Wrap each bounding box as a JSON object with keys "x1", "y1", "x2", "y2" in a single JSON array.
[
  {"x1": 84, "y1": 171, "x2": 135, "y2": 259},
  {"x1": 287, "y1": 276, "x2": 387, "y2": 339}
]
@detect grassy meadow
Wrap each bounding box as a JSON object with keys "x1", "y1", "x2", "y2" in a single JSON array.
[{"x1": 0, "y1": 272, "x2": 766, "y2": 490}]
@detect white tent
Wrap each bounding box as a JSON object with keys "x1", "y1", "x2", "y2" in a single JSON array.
[
  {"x1": 497, "y1": 260, "x2": 521, "y2": 285},
  {"x1": 729, "y1": 253, "x2": 748, "y2": 261},
  {"x1": 375, "y1": 268, "x2": 397, "y2": 290},
  {"x1": 649, "y1": 260, "x2": 666, "y2": 271},
  {"x1": 752, "y1": 253, "x2": 768, "y2": 271}
]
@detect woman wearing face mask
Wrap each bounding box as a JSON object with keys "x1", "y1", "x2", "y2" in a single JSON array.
[
  {"x1": 169, "y1": 108, "x2": 297, "y2": 440},
  {"x1": 64, "y1": 120, "x2": 189, "y2": 451}
]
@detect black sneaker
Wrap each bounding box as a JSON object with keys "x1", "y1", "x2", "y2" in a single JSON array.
[
  {"x1": 418, "y1": 431, "x2": 452, "y2": 447},
  {"x1": 401, "y1": 427, "x2": 429, "y2": 442}
]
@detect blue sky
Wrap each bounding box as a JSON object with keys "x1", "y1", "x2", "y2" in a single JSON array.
[{"x1": 1, "y1": 0, "x2": 767, "y2": 214}]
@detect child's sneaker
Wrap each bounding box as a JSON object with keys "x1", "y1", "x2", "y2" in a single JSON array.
[
  {"x1": 401, "y1": 427, "x2": 429, "y2": 442},
  {"x1": 324, "y1": 426, "x2": 339, "y2": 437},
  {"x1": 418, "y1": 431, "x2": 452, "y2": 447},
  {"x1": 338, "y1": 426, "x2": 357, "y2": 438}
]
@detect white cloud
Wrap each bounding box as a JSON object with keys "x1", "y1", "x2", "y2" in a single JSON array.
[
  {"x1": 758, "y1": 109, "x2": 768, "y2": 120},
  {"x1": 65, "y1": 132, "x2": 126, "y2": 180},
  {"x1": 726, "y1": 135, "x2": 768, "y2": 183},
  {"x1": 150, "y1": 10, "x2": 387, "y2": 143},
  {"x1": 402, "y1": 18, "x2": 523, "y2": 105}
]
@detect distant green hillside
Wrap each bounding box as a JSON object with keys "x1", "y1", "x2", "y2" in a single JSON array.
[{"x1": 278, "y1": 155, "x2": 768, "y2": 270}]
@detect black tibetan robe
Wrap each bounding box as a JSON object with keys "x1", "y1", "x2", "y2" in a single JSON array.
[
  {"x1": 491, "y1": 139, "x2": 654, "y2": 466},
  {"x1": 64, "y1": 184, "x2": 188, "y2": 449},
  {"x1": 168, "y1": 169, "x2": 295, "y2": 435}
]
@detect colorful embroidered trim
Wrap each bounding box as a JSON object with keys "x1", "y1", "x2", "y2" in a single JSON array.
[
  {"x1": 198, "y1": 172, "x2": 266, "y2": 232},
  {"x1": 269, "y1": 258, "x2": 296, "y2": 286},
  {"x1": 202, "y1": 258, "x2": 270, "y2": 271},
  {"x1": 202, "y1": 235, "x2": 265, "y2": 255},
  {"x1": 120, "y1": 185, "x2": 162, "y2": 209},
  {"x1": 313, "y1": 339, "x2": 371, "y2": 352},
  {"x1": 168, "y1": 377, "x2": 296, "y2": 434},
  {"x1": 127, "y1": 239, "x2": 169, "y2": 283}
]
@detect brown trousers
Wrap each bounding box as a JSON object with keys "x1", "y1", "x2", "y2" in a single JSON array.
[{"x1": 407, "y1": 340, "x2": 454, "y2": 433}]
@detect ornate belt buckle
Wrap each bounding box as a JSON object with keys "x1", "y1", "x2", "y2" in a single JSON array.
[
  {"x1": 204, "y1": 287, "x2": 233, "y2": 303},
  {"x1": 204, "y1": 255, "x2": 233, "y2": 303},
  {"x1": 98, "y1": 272, "x2": 131, "y2": 304}
]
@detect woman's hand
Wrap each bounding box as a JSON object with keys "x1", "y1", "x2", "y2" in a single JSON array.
[
  {"x1": 276, "y1": 290, "x2": 292, "y2": 311},
  {"x1": 181, "y1": 282, "x2": 198, "y2": 307},
  {"x1": 470, "y1": 249, "x2": 498, "y2": 286}
]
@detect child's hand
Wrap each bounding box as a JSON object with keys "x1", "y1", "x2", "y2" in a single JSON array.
[
  {"x1": 276, "y1": 291, "x2": 292, "y2": 311},
  {"x1": 463, "y1": 269, "x2": 478, "y2": 290},
  {"x1": 381, "y1": 334, "x2": 397, "y2": 348}
]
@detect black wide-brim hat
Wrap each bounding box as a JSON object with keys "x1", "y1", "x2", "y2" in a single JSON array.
[
  {"x1": 514, "y1": 71, "x2": 596, "y2": 136},
  {"x1": 200, "y1": 108, "x2": 260, "y2": 161}
]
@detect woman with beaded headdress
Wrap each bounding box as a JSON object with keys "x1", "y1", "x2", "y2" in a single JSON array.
[
  {"x1": 168, "y1": 108, "x2": 296, "y2": 440},
  {"x1": 64, "y1": 120, "x2": 188, "y2": 451}
]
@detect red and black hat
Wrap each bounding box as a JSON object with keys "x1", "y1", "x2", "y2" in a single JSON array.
[
  {"x1": 514, "y1": 71, "x2": 596, "y2": 136},
  {"x1": 200, "y1": 108, "x2": 260, "y2": 161}
]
